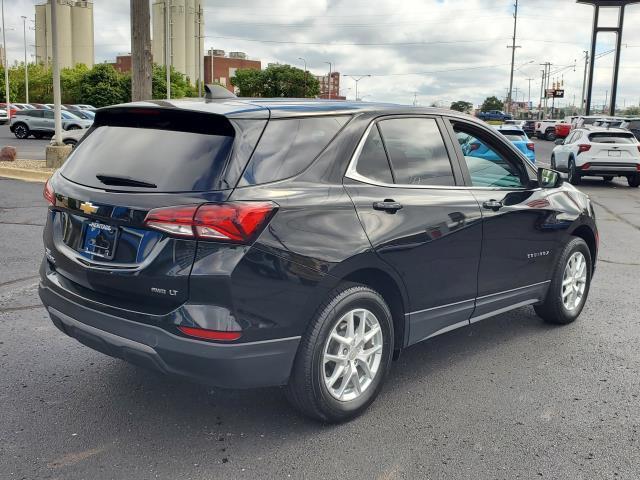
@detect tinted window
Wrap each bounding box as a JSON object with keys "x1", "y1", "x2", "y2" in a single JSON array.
[
  {"x1": 453, "y1": 125, "x2": 525, "y2": 188},
  {"x1": 355, "y1": 125, "x2": 393, "y2": 183},
  {"x1": 43, "y1": 110, "x2": 53, "y2": 119},
  {"x1": 588, "y1": 132, "x2": 636, "y2": 144},
  {"x1": 239, "y1": 116, "x2": 349, "y2": 186},
  {"x1": 377, "y1": 118, "x2": 455, "y2": 186},
  {"x1": 499, "y1": 130, "x2": 527, "y2": 141},
  {"x1": 61, "y1": 126, "x2": 235, "y2": 192}
]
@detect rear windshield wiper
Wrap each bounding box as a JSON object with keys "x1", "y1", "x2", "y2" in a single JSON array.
[{"x1": 96, "y1": 174, "x2": 157, "y2": 188}]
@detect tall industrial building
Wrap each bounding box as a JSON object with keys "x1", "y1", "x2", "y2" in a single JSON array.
[
  {"x1": 35, "y1": 0, "x2": 94, "y2": 68},
  {"x1": 152, "y1": 0, "x2": 204, "y2": 85}
]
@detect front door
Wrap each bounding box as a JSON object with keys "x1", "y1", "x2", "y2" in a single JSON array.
[
  {"x1": 446, "y1": 119, "x2": 567, "y2": 321},
  {"x1": 344, "y1": 116, "x2": 483, "y2": 345}
]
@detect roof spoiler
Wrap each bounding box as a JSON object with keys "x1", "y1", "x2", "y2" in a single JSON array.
[{"x1": 204, "y1": 84, "x2": 237, "y2": 100}]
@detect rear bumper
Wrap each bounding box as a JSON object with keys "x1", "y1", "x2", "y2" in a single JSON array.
[
  {"x1": 39, "y1": 283, "x2": 300, "y2": 389},
  {"x1": 577, "y1": 162, "x2": 639, "y2": 176}
]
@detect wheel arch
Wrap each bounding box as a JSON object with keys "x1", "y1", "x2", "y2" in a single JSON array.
[
  {"x1": 337, "y1": 266, "x2": 409, "y2": 356},
  {"x1": 569, "y1": 224, "x2": 597, "y2": 270}
]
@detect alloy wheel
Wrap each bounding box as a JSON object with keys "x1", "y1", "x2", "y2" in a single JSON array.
[
  {"x1": 15, "y1": 125, "x2": 28, "y2": 139},
  {"x1": 562, "y1": 251, "x2": 587, "y2": 311},
  {"x1": 322, "y1": 308, "x2": 383, "y2": 402}
]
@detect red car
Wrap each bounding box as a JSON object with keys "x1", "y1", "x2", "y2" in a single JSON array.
[
  {"x1": 555, "y1": 122, "x2": 571, "y2": 138},
  {"x1": 0, "y1": 103, "x2": 19, "y2": 118}
]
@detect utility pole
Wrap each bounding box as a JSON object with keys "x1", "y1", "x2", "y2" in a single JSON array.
[
  {"x1": 526, "y1": 77, "x2": 534, "y2": 108},
  {"x1": 539, "y1": 69, "x2": 545, "y2": 119},
  {"x1": 130, "y1": 0, "x2": 152, "y2": 102},
  {"x1": 412, "y1": 92, "x2": 418, "y2": 106},
  {"x1": 506, "y1": 0, "x2": 520, "y2": 114},
  {"x1": 196, "y1": 3, "x2": 203, "y2": 97},
  {"x1": 51, "y1": 0, "x2": 62, "y2": 146},
  {"x1": 164, "y1": 0, "x2": 171, "y2": 99},
  {"x1": 580, "y1": 50, "x2": 589, "y2": 114},
  {"x1": 604, "y1": 90, "x2": 608, "y2": 114}
]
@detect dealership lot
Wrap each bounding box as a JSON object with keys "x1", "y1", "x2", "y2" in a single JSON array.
[{"x1": 1, "y1": 141, "x2": 639, "y2": 478}]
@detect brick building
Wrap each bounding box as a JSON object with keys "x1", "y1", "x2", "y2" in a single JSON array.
[
  {"x1": 112, "y1": 54, "x2": 132, "y2": 73},
  {"x1": 315, "y1": 71, "x2": 344, "y2": 100},
  {"x1": 203, "y1": 50, "x2": 261, "y2": 93}
]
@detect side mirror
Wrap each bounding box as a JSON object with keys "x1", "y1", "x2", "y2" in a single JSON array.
[
  {"x1": 538, "y1": 167, "x2": 563, "y2": 189},
  {"x1": 554, "y1": 138, "x2": 564, "y2": 145}
]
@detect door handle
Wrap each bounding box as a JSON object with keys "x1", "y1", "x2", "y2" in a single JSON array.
[
  {"x1": 373, "y1": 200, "x2": 403, "y2": 213},
  {"x1": 482, "y1": 200, "x2": 503, "y2": 211}
]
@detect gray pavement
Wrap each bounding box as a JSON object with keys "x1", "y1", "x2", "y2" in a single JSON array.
[
  {"x1": 0, "y1": 124, "x2": 50, "y2": 160},
  {"x1": 1, "y1": 145, "x2": 639, "y2": 479}
]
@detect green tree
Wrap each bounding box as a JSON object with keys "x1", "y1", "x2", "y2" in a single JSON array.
[
  {"x1": 450, "y1": 100, "x2": 473, "y2": 113},
  {"x1": 74, "y1": 63, "x2": 129, "y2": 107},
  {"x1": 624, "y1": 106, "x2": 640, "y2": 116},
  {"x1": 231, "y1": 64, "x2": 320, "y2": 98},
  {"x1": 151, "y1": 64, "x2": 197, "y2": 99},
  {"x1": 481, "y1": 96, "x2": 504, "y2": 111},
  {"x1": 61, "y1": 64, "x2": 90, "y2": 104}
]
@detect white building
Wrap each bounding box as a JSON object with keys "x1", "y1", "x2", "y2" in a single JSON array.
[
  {"x1": 152, "y1": 0, "x2": 204, "y2": 85},
  {"x1": 35, "y1": 0, "x2": 94, "y2": 68}
]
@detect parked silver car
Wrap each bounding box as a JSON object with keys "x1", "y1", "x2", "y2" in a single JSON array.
[{"x1": 9, "y1": 109, "x2": 92, "y2": 139}]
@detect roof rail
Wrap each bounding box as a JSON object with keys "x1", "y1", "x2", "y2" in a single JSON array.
[{"x1": 204, "y1": 84, "x2": 237, "y2": 100}]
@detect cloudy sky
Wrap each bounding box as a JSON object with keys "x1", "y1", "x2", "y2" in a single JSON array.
[{"x1": 3, "y1": 0, "x2": 640, "y2": 108}]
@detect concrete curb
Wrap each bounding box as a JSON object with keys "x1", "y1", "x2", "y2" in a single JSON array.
[{"x1": 0, "y1": 166, "x2": 54, "y2": 183}]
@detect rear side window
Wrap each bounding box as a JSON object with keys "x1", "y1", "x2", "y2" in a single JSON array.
[
  {"x1": 61, "y1": 109, "x2": 238, "y2": 192},
  {"x1": 588, "y1": 132, "x2": 636, "y2": 144},
  {"x1": 500, "y1": 130, "x2": 526, "y2": 141},
  {"x1": 238, "y1": 116, "x2": 349, "y2": 186},
  {"x1": 377, "y1": 118, "x2": 455, "y2": 186},
  {"x1": 355, "y1": 126, "x2": 393, "y2": 184}
]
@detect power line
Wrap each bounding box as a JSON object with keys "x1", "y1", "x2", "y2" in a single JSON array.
[{"x1": 204, "y1": 35, "x2": 510, "y2": 47}]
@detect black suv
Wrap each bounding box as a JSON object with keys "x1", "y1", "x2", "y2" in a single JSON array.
[{"x1": 40, "y1": 95, "x2": 598, "y2": 422}]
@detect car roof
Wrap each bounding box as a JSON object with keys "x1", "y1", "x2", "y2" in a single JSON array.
[
  {"x1": 101, "y1": 97, "x2": 482, "y2": 121},
  {"x1": 580, "y1": 126, "x2": 634, "y2": 133}
]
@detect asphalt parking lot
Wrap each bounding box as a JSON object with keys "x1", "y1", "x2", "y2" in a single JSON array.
[
  {"x1": 1, "y1": 139, "x2": 639, "y2": 479},
  {"x1": 1, "y1": 124, "x2": 50, "y2": 160}
]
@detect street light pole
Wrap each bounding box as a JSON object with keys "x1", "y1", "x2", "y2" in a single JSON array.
[
  {"x1": 324, "y1": 61, "x2": 332, "y2": 99},
  {"x1": 298, "y1": 57, "x2": 307, "y2": 97},
  {"x1": 50, "y1": 0, "x2": 62, "y2": 146},
  {"x1": 164, "y1": 0, "x2": 171, "y2": 99},
  {"x1": 1, "y1": 0, "x2": 10, "y2": 116},
  {"x1": 346, "y1": 75, "x2": 371, "y2": 101},
  {"x1": 506, "y1": 0, "x2": 521, "y2": 114},
  {"x1": 21, "y1": 16, "x2": 29, "y2": 103}
]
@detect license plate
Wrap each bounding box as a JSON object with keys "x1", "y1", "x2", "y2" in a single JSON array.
[
  {"x1": 608, "y1": 150, "x2": 621, "y2": 157},
  {"x1": 82, "y1": 221, "x2": 118, "y2": 260}
]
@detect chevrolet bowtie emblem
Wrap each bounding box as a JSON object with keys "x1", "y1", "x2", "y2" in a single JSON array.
[{"x1": 79, "y1": 201, "x2": 98, "y2": 215}]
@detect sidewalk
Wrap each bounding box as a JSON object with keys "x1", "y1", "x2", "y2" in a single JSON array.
[{"x1": 0, "y1": 159, "x2": 54, "y2": 182}]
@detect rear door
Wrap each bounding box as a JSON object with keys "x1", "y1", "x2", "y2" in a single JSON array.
[
  {"x1": 344, "y1": 116, "x2": 483, "y2": 345},
  {"x1": 445, "y1": 118, "x2": 566, "y2": 320},
  {"x1": 45, "y1": 107, "x2": 265, "y2": 314}
]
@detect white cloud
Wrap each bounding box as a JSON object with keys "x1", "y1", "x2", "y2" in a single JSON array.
[{"x1": 2, "y1": 0, "x2": 640, "y2": 107}]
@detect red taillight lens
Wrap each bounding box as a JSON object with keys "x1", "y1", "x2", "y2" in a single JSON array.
[
  {"x1": 43, "y1": 179, "x2": 55, "y2": 206},
  {"x1": 636, "y1": 146, "x2": 640, "y2": 153},
  {"x1": 636, "y1": 163, "x2": 640, "y2": 172},
  {"x1": 581, "y1": 163, "x2": 591, "y2": 170},
  {"x1": 527, "y1": 142, "x2": 535, "y2": 151},
  {"x1": 577, "y1": 144, "x2": 591, "y2": 154},
  {"x1": 178, "y1": 325, "x2": 241, "y2": 341},
  {"x1": 144, "y1": 202, "x2": 277, "y2": 243}
]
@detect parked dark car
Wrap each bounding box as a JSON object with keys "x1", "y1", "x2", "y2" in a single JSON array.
[{"x1": 39, "y1": 96, "x2": 598, "y2": 422}]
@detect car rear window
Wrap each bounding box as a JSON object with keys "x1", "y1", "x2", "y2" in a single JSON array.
[
  {"x1": 588, "y1": 132, "x2": 636, "y2": 144},
  {"x1": 499, "y1": 130, "x2": 526, "y2": 141},
  {"x1": 238, "y1": 116, "x2": 349, "y2": 186},
  {"x1": 60, "y1": 108, "x2": 239, "y2": 192}
]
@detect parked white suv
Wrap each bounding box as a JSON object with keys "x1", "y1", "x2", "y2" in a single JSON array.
[{"x1": 551, "y1": 127, "x2": 640, "y2": 187}]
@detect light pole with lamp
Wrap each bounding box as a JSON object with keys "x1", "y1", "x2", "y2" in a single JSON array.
[
  {"x1": 346, "y1": 75, "x2": 371, "y2": 101},
  {"x1": 21, "y1": 16, "x2": 29, "y2": 103},
  {"x1": 1, "y1": 0, "x2": 10, "y2": 116},
  {"x1": 298, "y1": 57, "x2": 307, "y2": 97},
  {"x1": 324, "y1": 61, "x2": 332, "y2": 99}
]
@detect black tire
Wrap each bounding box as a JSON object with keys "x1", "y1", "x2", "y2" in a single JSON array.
[
  {"x1": 66, "y1": 125, "x2": 81, "y2": 130},
  {"x1": 602, "y1": 176, "x2": 613, "y2": 182},
  {"x1": 628, "y1": 174, "x2": 640, "y2": 188},
  {"x1": 550, "y1": 154, "x2": 557, "y2": 170},
  {"x1": 13, "y1": 123, "x2": 30, "y2": 139},
  {"x1": 545, "y1": 129, "x2": 556, "y2": 141},
  {"x1": 534, "y1": 237, "x2": 592, "y2": 325},
  {"x1": 33, "y1": 132, "x2": 45, "y2": 139},
  {"x1": 568, "y1": 158, "x2": 581, "y2": 185},
  {"x1": 62, "y1": 139, "x2": 77, "y2": 147},
  {"x1": 285, "y1": 283, "x2": 394, "y2": 423}
]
